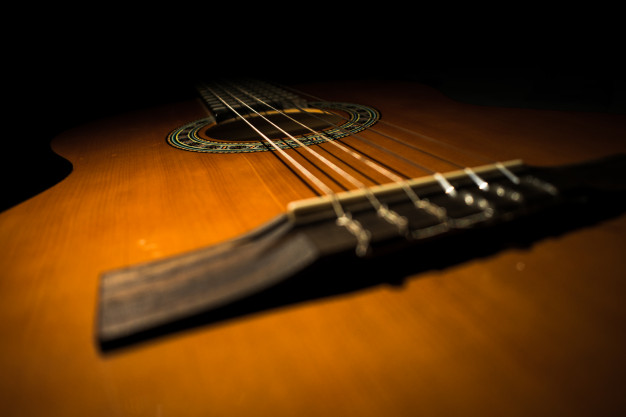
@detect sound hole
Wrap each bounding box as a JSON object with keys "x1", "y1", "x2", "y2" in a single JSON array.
[{"x1": 204, "y1": 110, "x2": 345, "y2": 142}]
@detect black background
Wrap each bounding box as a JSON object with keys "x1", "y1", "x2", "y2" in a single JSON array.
[{"x1": 3, "y1": 9, "x2": 624, "y2": 211}]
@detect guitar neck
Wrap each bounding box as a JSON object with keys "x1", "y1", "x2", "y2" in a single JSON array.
[{"x1": 197, "y1": 80, "x2": 308, "y2": 121}]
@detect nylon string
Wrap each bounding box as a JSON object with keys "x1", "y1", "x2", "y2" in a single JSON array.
[
  {"x1": 211, "y1": 81, "x2": 409, "y2": 234},
  {"x1": 201, "y1": 82, "x2": 375, "y2": 255}
]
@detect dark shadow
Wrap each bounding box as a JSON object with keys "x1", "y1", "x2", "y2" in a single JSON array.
[
  {"x1": 0, "y1": 145, "x2": 73, "y2": 212},
  {"x1": 98, "y1": 178, "x2": 626, "y2": 354},
  {"x1": 1, "y1": 82, "x2": 197, "y2": 212}
]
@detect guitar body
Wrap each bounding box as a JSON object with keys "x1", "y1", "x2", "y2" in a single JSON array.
[{"x1": 1, "y1": 80, "x2": 625, "y2": 416}]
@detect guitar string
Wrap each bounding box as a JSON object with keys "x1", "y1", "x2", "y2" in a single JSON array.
[
  {"x1": 220, "y1": 80, "x2": 446, "y2": 185},
  {"x1": 210, "y1": 81, "x2": 410, "y2": 234},
  {"x1": 277, "y1": 96, "x2": 533, "y2": 207},
  {"x1": 220, "y1": 80, "x2": 484, "y2": 207},
  {"x1": 197, "y1": 81, "x2": 516, "y2": 251},
  {"x1": 200, "y1": 82, "x2": 373, "y2": 255},
  {"x1": 293, "y1": 100, "x2": 557, "y2": 196},
  {"x1": 205, "y1": 80, "x2": 561, "y2": 251},
  {"x1": 216, "y1": 80, "x2": 506, "y2": 229},
  {"x1": 228, "y1": 79, "x2": 489, "y2": 196},
  {"x1": 283, "y1": 101, "x2": 470, "y2": 196},
  {"x1": 268, "y1": 83, "x2": 560, "y2": 208},
  {"x1": 224, "y1": 81, "x2": 510, "y2": 229},
  {"x1": 228, "y1": 83, "x2": 426, "y2": 185},
  {"x1": 224, "y1": 80, "x2": 421, "y2": 181},
  {"x1": 276, "y1": 81, "x2": 522, "y2": 186},
  {"x1": 199, "y1": 83, "x2": 338, "y2": 207},
  {"x1": 270, "y1": 82, "x2": 551, "y2": 205},
  {"x1": 257, "y1": 85, "x2": 547, "y2": 231},
  {"x1": 220, "y1": 80, "x2": 447, "y2": 222}
]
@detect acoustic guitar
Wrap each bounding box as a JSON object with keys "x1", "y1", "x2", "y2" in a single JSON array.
[{"x1": 1, "y1": 79, "x2": 625, "y2": 416}]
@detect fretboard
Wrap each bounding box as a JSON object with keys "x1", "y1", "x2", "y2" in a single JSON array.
[{"x1": 197, "y1": 80, "x2": 308, "y2": 121}]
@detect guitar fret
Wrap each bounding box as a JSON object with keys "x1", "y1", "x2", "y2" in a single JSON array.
[{"x1": 198, "y1": 80, "x2": 307, "y2": 120}]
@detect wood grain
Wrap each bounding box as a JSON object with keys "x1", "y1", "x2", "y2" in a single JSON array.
[{"x1": 1, "y1": 81, "x2": 625, "y2": 416}]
